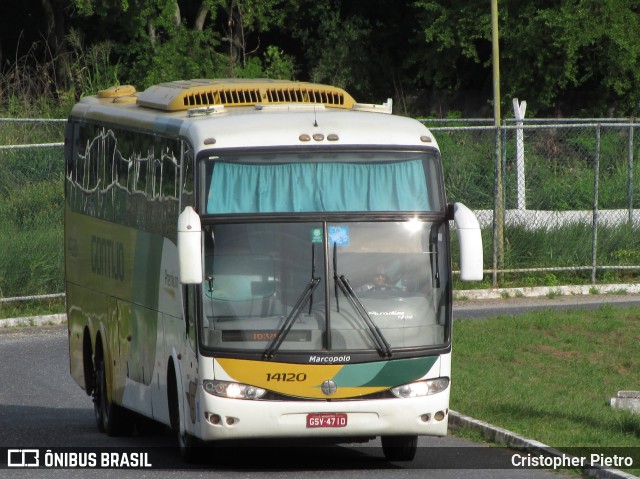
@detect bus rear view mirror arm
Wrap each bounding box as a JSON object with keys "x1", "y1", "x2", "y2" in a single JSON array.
[
  {"x1": 451, "y1": 203, "x2": 484, "y2": 281},
  {"x1": 178, "y1": 206, "x2": 203, "y2": 284}
]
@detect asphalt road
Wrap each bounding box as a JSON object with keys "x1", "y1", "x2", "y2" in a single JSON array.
[
  {"x1": 0, "y1": 323, "x2": 573, "y2": 478},
  {"x1": 453, "y1": 293, "x2": 640, "y2": 319}
]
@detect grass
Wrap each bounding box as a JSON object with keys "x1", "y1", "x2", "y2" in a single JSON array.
[
  {"x1": 0, "y1": 226, "x2": 64, "y2": 297},
  {"x1": 451, "y1": 305, "x2": 640, "y2": 474},
  {"x1": 0, "y1": 297, "x2": 65, "y2": 320}
]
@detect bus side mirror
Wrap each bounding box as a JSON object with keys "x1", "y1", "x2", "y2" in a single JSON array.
[
  {"x1": 178, "y1": 206, "x2": 203, "y2": 284},
  {"x1": 452, "y1": 203, "x2": 483, "y2": 281}
]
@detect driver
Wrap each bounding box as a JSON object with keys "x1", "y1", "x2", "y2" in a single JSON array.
[{"x1": 356, "y1": 266, "x2": 398, "y2": 293}]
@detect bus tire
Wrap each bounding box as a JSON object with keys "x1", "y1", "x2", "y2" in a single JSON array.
[
  {"x1": 93, "y1": 346, "x2": 133, "y2": 437},
  {"x1": 83, "y1": 330, "x2": 95, "y2": 396},
  {"x1": 168, "y1": 363, "x2": 201, "y2": 462},
  {"x1": 381, "y1": 435, "x2": 418, "y2": 461}
]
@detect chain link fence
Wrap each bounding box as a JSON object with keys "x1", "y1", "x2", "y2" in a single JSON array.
[
  {"x1": 0, "y1": 119, "x2": 65, "y2": 302},
  {"x1": 427, "y1": 118, "x2": 640, "y2": 287},
  {"x1": 2, "y1": 117, "x2": 640, "y2": 301}
]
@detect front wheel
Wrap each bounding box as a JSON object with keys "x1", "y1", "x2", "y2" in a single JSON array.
[
  {"x1": 381, "y1": 435, "x2": 418, "y2": 461},
  {"x1": 168, "y1": 368, "x2": 202, "y2": 462}
]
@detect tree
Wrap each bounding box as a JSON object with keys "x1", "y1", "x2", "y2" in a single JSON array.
[
  {"x1": 510, "y1": 0, "x2": 640, "y2": 115},
  {"x1": 414, "y1": 0, "x2": 640, "y2": 116},
  {"x1": 4, "y1": 0, "x2": 640, "y2": 116}
]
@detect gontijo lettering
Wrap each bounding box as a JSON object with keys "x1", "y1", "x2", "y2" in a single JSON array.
[{"x1": 91, "y1": 235, "x2": 125, "y2": 281}]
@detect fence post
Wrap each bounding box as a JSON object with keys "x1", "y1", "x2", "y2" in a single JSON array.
[
  {"x1": 502, "y1": 124, "x2": 507, "y2": 214},
  {"x1": 591, "y1": 125, "x2": 601, "y2": 285},
  {"x1": 513, "y1": 99, "x2": 527, "y2": 210},
  {"x1": 629, "y1": 124, "x2": 634, "y2": 225},
  {"x1": 492, "y1": 125, "x2": 504, "y2": 287}
]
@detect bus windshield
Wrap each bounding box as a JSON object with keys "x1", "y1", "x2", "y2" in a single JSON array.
[
  {"x1": 200, "y1": 220, "x2": 450, "y2": 357},
  {"x1": 202, "y1": 151, "x2": 443, "y2": 214}
]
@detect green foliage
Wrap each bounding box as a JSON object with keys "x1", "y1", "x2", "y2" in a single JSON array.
[
  {"x1": 229, "y1": 0, "x2": 290, "y2": 32},
  {"x1": 73, "y1": 0, "x2": 130, "y2": 16},
  {"x1": 131, "y1": 28, "x2": 226, "y2": 87},
  {"x1": 297, "y1": 7, "x2": 371, "y2": 90},
  {"x1": 5, "y1": 0, "x2": 640, "y2": 116},
  {"x1": 64, "y1": 28, "x2": 121, "y2": 100},
  {"x1": 529, "y1": 0, "x2": 640, "y2": 114},
  {"x1": 414, "y1": 0, "x2": 640, "y2": 116},
  {"x1": 261, "y1": 46, "x2": 294, "y2": 79}
]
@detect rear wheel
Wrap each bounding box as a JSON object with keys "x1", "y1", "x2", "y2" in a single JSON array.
[
  {"x1": 381, "y1": 435, "x2": 418, "y2": 461},
  {"x1": 93, "y1": 349, "x2": 133, "y2": 436},
  {"x1": 93, "y1": 356, "x2": 106, "y2": 433}
]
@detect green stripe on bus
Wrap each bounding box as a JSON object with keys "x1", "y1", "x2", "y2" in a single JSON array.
[{"x1": 332, "y1": 356, "x2": 438, "y2": 387}]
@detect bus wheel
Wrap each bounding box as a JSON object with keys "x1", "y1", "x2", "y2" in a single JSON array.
[
  {"x1": 93, "y1": 351, "x2": 133, "y2": 436},
  {"x1": 168, "y1": 370, "x2": 201, "y2": 462},
  {"x1": 381, "y1": 435, "x2": 418, "y2": 461},
  {"x1": 93, "y1": 355, "x2": 106, "y2": 433},
  {"x1": 177, "y1": 427, "x2": 200, "y2": 462}
]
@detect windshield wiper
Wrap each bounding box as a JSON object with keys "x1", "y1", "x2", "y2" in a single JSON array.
[
  {"x1": 264, "y1": 276, "x2": 320, "y2": 360},
  {"x1": 332, "y1": 243, "x2": 392, "y2": 358},
  {"x1": 336, "y1": 275, "x2": 393, "y2": 358}
]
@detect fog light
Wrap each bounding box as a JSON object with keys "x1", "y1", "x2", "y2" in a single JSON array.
[
  {"x1": 208, "y1": 413, "x2": 221, "y2": 425},
  {"x1": 434, "y1": 410, "x2": 446, "y2": 421}
]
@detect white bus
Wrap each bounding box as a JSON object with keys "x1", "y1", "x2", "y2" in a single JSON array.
[{"x1": 65, "y1": 79, "x2": 483, "y2": 461}]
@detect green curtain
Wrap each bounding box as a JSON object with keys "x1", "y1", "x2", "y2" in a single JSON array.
[{"x1": 207, "y1": 159, "x2": 430, "y2": 213}]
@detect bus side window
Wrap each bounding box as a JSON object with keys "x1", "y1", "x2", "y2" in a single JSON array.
[{"x1": 184, "y1": 285, "x2": 197, "y2": 350}]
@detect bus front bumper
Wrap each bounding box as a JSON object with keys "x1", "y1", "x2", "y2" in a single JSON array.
[{"x1": 193, "y1": 387, "x2": 450, "y2": 441}]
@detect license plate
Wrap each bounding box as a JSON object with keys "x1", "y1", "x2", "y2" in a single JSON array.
[{"x1": 306, "y1": 413, "x2": 348, "y2": 428}]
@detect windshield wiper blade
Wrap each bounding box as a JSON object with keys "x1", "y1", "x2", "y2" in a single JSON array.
[
  {"x1": 336, "y1": 275, "x2": 393, "y2": 358},
  {"x1": 332, "y1": 242, "x2": 340, "y2": 312},
  {"x1": 332, "y1": 240, "x2": 392, "y2": 357},
  {"x1": 309, "y1": 244, "x2": 316, "y2": 315},
  {"x1": 264, "y1": 276, "x2": 320, "y2": 360}
]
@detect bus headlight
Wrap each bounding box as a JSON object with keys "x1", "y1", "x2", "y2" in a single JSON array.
[
  {"x1": 203, "y1": 380, "x2": 267, "y2": 400},
  {"x1": 391, "y1": 377, "x2": 449, "y2": 398}
]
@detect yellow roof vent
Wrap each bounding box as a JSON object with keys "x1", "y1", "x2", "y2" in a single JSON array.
[
  {"x1": 136, "y1": 79, "x2": 356, "y2": 111},
  {"x1": 98, "y1": 85, "x2": 136, "y2": 103}
]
